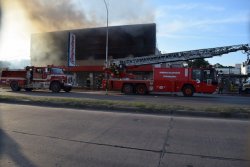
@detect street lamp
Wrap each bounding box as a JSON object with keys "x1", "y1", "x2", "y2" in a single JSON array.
[
  {"x1": 104, "y1": 0, "x2": 109, "y2": 67},
  {"x1": 103, "y1": 0, "x2": 109, "y2": 95}
]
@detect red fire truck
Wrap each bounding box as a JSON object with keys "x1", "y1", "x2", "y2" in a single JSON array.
[
  {"x1": 0, "y1": 65, "x2": 73, "y2": 92},
  {"x1": 103, "y1": 66, "x2": 217, "y2": 96},
  {"x1": 103, "y1": 44, "x2": 250, "y2": 96}
]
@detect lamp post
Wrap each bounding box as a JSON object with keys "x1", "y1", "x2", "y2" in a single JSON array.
[{"x1": 104, "y1": 0, "x2": 109, "y2": 95}]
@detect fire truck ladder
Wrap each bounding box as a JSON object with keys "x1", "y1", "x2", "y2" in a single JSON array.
[{"x1": 111, "y1": 44, "x2": 250, "y2": 67}]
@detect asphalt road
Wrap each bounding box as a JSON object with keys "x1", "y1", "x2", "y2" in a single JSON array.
[
  {"x1": 0, "y1": 103, "x2": 250, "y2": 167},
  {"x1": 1, "y1": 88, "x2": 250, "y2": 109}
]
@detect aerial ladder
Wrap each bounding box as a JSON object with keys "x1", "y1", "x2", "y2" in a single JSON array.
[
  {"x1": 104, "y1": 44, "x2": 250, "y2": 96},
  {"x1": 110, "y1": 44, "x2": 250, "y2": 67}
]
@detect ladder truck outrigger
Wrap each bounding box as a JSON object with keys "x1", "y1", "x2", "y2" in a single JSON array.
[{"x1": 103, "y1": 44, "x2": 250, "y2": 96}]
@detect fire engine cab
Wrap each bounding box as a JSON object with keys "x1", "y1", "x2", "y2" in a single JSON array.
[
  {"x1": 103, "y1": 44, "x2": 250, "y2": 96},
  {"x1": 0, "y1": 65, "x2": 73, "y2": 92}
]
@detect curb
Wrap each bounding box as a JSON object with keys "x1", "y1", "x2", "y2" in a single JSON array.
[{"x1": 1, "y1": 98, "x2": 249, "y2": 119}]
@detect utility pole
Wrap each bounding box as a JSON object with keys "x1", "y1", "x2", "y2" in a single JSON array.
[{"x1": 104, "y1": 0, "x2": 109, "y2": 95}]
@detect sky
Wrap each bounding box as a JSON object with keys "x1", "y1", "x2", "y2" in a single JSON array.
[
  {"x1": 0, "y1": 0, "x2": 249, "y2": 67},
  {"x1": 152, "y1": 0, "x2": 250, "y2": 66}
]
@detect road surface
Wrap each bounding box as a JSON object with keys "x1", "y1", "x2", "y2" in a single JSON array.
[{"x1": 0, "y1": 103, "x2": 250, "y2": 167}]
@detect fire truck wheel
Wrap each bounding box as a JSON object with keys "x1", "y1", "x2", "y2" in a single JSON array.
[
  {"x1": 182, "y1": 85, "x2": 194, "y2": 97},
  {"x1": 136, "y1": 84, "x2": 147, "y2": 95},
  {"x1": 50, "y1": 81, "x2": 61, "y2": 93},
  {"x1": 122, "y1": 84, "x2": 133, "y2": 94},
  {"x1": 10, "y1": 81, "x2": 21, "y2": 91},
  {"x1": 63, "y1": 86, "x2": 72, "y2": 92}
]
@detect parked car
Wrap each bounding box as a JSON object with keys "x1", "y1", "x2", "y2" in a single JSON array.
[{"x1": 242, "y1": 78, "x2": 250, "y2": 93}]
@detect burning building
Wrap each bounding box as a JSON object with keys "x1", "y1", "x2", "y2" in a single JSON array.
[{"x1": 30, "y1": 23, "x2": 156, "y2": 88}]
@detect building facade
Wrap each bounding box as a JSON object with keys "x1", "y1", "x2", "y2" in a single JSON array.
[
  {"x1": 216, "y1": 63, "x2": 249, "y2": 92},
  {"x1": 241, "y1": 60, "x2": 250, "y2": 75},
  {"x1": 30, "y1": 23, "x2": 156, "y2": 88}
]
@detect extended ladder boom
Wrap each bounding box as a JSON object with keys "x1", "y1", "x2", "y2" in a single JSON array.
[{"x1": 111, "y1": 44, "x2": 250, "y2": 67}]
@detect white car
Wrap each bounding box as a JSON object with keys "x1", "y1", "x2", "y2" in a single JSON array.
[{"x1": 242, "y1": 78, "x2": 250, "y2": 93}]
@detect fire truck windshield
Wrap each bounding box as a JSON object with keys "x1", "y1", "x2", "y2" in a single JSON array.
[
  {"x1": 50, "y1": 68, "x2": 64, "y2": 74},
  {"x1": 192, "y1": 69, "x2": 217, "y2": 83}
]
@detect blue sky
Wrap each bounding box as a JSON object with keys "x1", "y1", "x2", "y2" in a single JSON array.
[
  {"x1": 0, "y1": 0, "x2": 249, "y2": 67},
  {"x1": 76, "y1": 0, "x2": 250, "y2": 66},
  {"x1": 150, "y1": 0, "x2": 250, "y2": 66}
]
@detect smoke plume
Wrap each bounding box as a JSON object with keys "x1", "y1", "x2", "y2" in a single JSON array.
[
  {"x1": 0, "y1": 59, "x2": 30, "y2": 69},
  {"x1": 17, "y1": 0, "x2": 98, "y2": 32},
  {"x1": 0, "y1": 0, "x2": 155, "y2": 68}
]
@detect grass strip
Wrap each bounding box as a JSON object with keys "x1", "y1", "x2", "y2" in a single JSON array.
[{"x1": 0, "y1": 94, "x2": 250, "y2": 116}]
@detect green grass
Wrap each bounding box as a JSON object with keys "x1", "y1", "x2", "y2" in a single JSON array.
[{"x1": 0, "y1": 94, "x2": 250, "y2": 114}]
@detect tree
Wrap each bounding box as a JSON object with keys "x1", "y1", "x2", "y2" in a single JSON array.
[
  {"x1": 214, "y1": 63, "x2": 224, "y2": 68},
  {"x1": 188, "y1": 58, "x2": 210, "y2": 68}
]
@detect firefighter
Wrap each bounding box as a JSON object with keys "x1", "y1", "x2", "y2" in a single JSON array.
[
  {"x1": 26, "y1": 66, "x2": 33, "y2": 84},
  {"x1": 218, "y1": 80, "x2": 224, "y2": 94},
  {"x1": 110, "y1": 63, "x2": 120, "y2": 77},
  {"x1": 96, "y1": 75, "x2": 103, "y2": 89},
  {"x1": 86, "y1": 77, "x2": 90, "y2": 88},
  {"x1": 26, "y1": 69, "x2": 31, "y2": 85},
  {"x1": 30, "y1": 68, "x2": 33, "y2": 81}
]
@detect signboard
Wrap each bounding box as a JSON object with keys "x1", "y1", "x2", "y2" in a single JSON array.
[{"x1": 68, "y1": 33, "x2": 76, "y2": 66}]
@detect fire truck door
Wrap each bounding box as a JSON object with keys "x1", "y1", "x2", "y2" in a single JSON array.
[
  {"x1": 192, "y1": 69, "x2": 202, "y2": 91},
  {"x1": 33, "y1": 68, "x2": 43, "y2": 80},
  {"x1": 196, "y1": 69, "x2": 213, "y2": 93},
  {"x1": 42, "y1": 73, "x2": 47, "y2": 79},
  {"x1": 203, "y1": 70, "x2": 212, "y2": 86}
]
